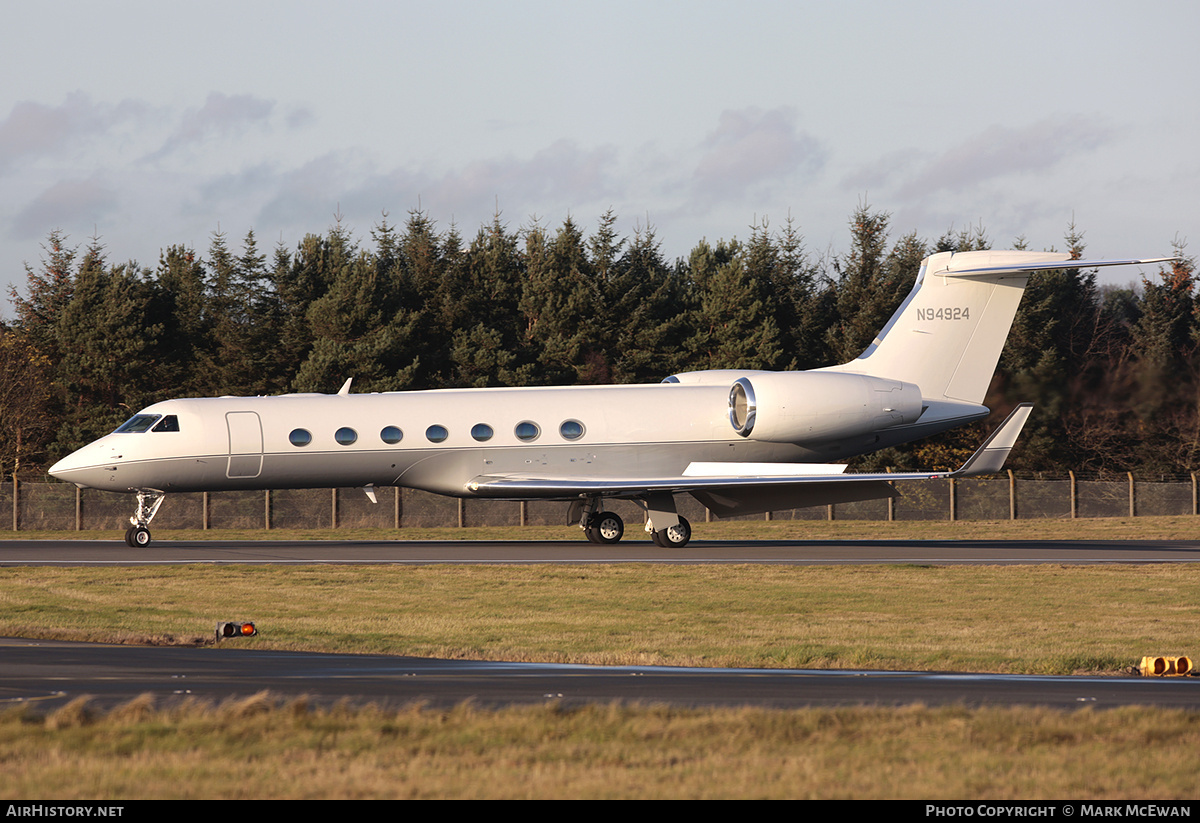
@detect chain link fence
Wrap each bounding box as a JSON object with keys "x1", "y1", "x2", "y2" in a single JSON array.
[{"x1": 7, "y1": 472, "x2": 1200, "y2": 531}]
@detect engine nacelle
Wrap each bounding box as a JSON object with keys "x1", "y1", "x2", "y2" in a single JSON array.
[{"x1": 728, "y1": 371, "x2": 923, "y2": 443}]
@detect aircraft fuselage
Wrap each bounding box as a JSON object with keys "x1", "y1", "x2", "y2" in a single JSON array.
[{"x1": 49, "y1": 381, "x2": 982, "y2": 498}]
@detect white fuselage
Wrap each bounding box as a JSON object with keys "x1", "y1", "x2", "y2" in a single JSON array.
[{"x1": 47, "y1": 380, "x2": 980, "y2": 498}]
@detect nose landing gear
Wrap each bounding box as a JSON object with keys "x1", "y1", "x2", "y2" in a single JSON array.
[{"x1": 125, "y1": 491, "x2": 165, "y2": 547}]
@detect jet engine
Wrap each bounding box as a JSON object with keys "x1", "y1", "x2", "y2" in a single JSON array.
[{"x1": 728, "y1": 371, "x2": 923, "y2": 443}]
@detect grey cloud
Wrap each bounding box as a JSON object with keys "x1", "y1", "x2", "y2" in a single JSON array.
[
  {"x1": 255, "y1": 153, "x2": 366, "y2": 227},
  {"x1": 10, "y1": 177, "x2": 118, "y2": 240},
  {"x1": 893, "y1": 115, "x2": 1111, "y2": 200},
  {"x1": 253, "y1": 140, "x2": 621, "y2": 233},
  {"x1": 692, "y1": 107, "x2": 826, "y2": 199},
  {"x1": 427, "y1": 139, "x2": 618, "y2": 207},
  {"x1": 0, "y1": 92, "x2": 145, "y2": 175},
  {"x1": 840, "y1": 148, "x2": 927, "y2": 192},
  {"x1": 147, "y1": 92, "x2": 276, "y2": 161},
  {"x1": 285, "y1": 106, "x2": 316, "y2": 130}
]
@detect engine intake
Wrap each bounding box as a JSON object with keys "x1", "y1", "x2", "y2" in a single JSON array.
[{"x1": 728, "y1": 372, "x2": 922, "y2": 443}]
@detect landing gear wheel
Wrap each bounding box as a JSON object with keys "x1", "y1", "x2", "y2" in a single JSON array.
[
  {"x1": 125, "y1": 491, "x2": 164, "y2": 548},
  {"x1": 653, "y1": 516, "x2": 691, "y2": 548},
  {"x1": 588, "y1": 511, "x2": 624, "y2": 544}
]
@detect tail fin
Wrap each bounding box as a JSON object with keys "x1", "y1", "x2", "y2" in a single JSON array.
[{"x1": 826, "y1": 250, "x2": 1175, "y2": 404}]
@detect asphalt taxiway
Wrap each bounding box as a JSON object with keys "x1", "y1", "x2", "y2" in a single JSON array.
[
  {"x1": 4, "y1": 637, "x2": 1198, "y2": 714},
  {"x1": 5, "y1": 536, "x2": 1200, "y2": 565}
]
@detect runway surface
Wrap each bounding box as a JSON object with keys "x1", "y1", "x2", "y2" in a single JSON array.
[
  {"x1": 4, "y1": 637, "x2": 1199, "y2": 713},
  {"x1": 5, "y1": 536, "x2": 1200, "y2": 565},
  {"x1": 4, "y1": 537, "x2": 1199, "y2": 712}
]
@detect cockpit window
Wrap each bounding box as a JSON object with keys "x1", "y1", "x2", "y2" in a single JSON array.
[
  {"x1": 152, "y1": 415, "x2": 179, "y2": 432},
  {"x1": 115, "y1": 414, "x2": 161, "y2": 433}
]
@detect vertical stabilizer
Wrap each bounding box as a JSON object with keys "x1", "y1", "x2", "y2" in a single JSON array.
[
  {"x1": 823, "y1": 250, "x2": 1173, "y2": 405},
  {"x1": 822, "y1": 250, "x2": 1051, "y2": 402}
]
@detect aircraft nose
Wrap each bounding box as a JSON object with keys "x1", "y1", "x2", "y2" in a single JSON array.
[{"x1": 49, "y1": 446, "x2": 112, "y2": 489}]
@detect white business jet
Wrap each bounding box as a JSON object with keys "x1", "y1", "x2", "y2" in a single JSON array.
[{"x1": 49, "y1": 250, "x2": 1173, "y2": 548}]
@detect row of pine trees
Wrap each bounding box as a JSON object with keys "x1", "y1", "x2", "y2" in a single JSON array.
[{"x1": 2, "y1": 204, "x2": 1195, "y2": 479}]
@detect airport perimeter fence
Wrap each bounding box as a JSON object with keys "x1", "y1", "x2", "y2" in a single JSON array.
[{"x1": 7, "y1": 471, "x2": 1200, "y2": 532}]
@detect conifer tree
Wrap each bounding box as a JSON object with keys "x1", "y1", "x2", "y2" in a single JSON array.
[
  {"x1": 53, "y1": 240, "x2": 159, "y2": 456},
  {"x1": 603, "y1": 224, "x2": 684, "y2": 382},
  {"x1": 999, "y1": 223, "x2": 1098, "y2": 469},
  {"x1": 10, "y1": 229, "x2": 78, "y2": 360},
  {"x1": 448, "y1": 216, "x2": 531, "y2": 387},
  {"x1": 519, "y1": 217, "x2": 603, "y2": 384},
  {"x1": 824, "y1": 204, "x2": 917, "y2": 365},
  {"x1": 148, "y1": 243, "x2": 208, "y2": 396},
  {"x1": 684, "y1": 244, "x2": 782, "y2": 371}
]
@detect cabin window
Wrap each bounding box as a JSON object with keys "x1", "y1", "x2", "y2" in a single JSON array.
[
  {"x1": 114, "y1": 414, "x2": 161, "y2": 433},
  {"x1": 289, "y1": 429, "x2": 312, "y2": 447},
  {"x1": 152, "y1": 415, "x2": 180, "y2": 432},
  {"x1": 559, "y1": 420, "x2": 585, "y2": 440},
  {"x1": 514, "y1": 421, "x2": 540, "y2": 442},
  {"x1": 426, "y1": 424, "x2": 448, "y2": 443},
  {"x1": 335, "y1": 427, "x2": 358, "y2": 446},
  {"x1": 380, "y1": 426, "x2": 403, "y2": 444},
  {"x1": 471, "y1": 423, "x2": 493, "y2": 442}
]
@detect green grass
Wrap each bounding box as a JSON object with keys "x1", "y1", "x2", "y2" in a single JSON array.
[{"x1": 3, "y1": 563, "x2": 1198, "y2": 673}]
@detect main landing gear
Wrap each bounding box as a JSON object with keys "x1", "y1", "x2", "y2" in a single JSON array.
[
  {"x1": 583, "y1": 510, "x2": 625, "y2": 544},
  {"x1": 650, "y1": 516, "x2": 691, "y2": 548},
  {"x1": 575, "y1": 495, "x2": 693, "y2": 548},
  {"x1": 125, "y1": 490, "x2": 164, "y2": 548}
]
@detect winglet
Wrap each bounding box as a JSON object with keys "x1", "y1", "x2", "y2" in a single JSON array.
[{"x1": 951, "y1": 403, "x2": 1033, "y2": 477}]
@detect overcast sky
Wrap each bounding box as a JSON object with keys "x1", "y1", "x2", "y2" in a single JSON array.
[{"x1": 2, "y1": 0, "x2": 1196, "y2": 311}]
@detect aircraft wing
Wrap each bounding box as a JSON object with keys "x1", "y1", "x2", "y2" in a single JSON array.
[{"x1": 466, "y1": 403, "x2": 1033, "y2": 499}]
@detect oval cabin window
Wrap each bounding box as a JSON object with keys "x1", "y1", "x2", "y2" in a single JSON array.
[
  {"x1": 514, "y1": 421, "x2": 540, "y2": 442},
  {"x1": 559, "y1": 420, "x2": 585, "y2": 440}
]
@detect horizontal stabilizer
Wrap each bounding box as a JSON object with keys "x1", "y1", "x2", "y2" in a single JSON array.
[{"x1": 936, "y1": 254, "x2": 1179, "y2": 278}]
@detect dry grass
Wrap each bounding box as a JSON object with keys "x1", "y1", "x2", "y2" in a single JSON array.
[{"x1": 4, "y1": 696, "x2": 1200, "y2": 799}]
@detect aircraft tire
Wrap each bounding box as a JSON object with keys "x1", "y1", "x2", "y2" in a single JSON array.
[
  {"x1": 591, "y1": 512, "x2": 624, "y2": 544},
  {"x1": 130, "y1": 526, "x2": 152, "y2": 547},
  {"x1": 655, "y1": 516, "x2": 691, "y2": 548}
]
